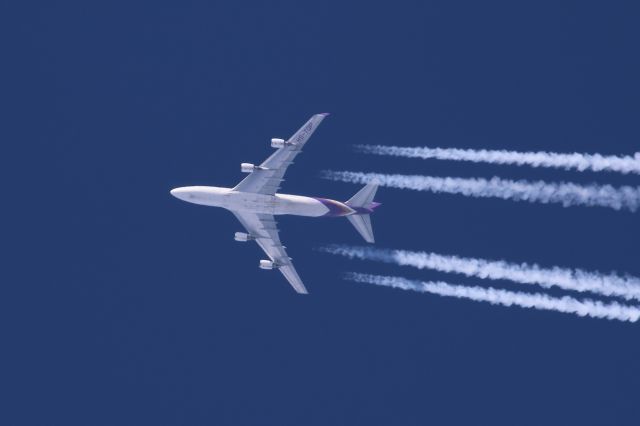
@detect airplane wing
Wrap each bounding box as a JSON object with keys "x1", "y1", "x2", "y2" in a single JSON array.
[
  {"x1": 231, "y1": 210, "x2": 308, "y2": 294},
  {"x1": 233, "y1": 113, "x2": 329, "y2": 195}
]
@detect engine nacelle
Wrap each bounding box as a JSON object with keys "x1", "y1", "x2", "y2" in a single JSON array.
[
  {"x1": 234, "y1": 232, "x2": 255, "y2": 242},
  {"x1": 259, "y1": 260, "x2": 278, "y2": 270},
  {"x1": 241, "y1": 163, "x2": 257, "y2": 173},
  {"x1": 271, "y1": 138, "x2": 286, "y2": 149}
]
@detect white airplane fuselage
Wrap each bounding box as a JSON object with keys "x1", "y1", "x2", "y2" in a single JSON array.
[
  {"x1": 170, "y1": 113, "x2": 380, "y2": 293},
  {"x1": 170, "y1": 186, "x2": 357, "y2": 217}
]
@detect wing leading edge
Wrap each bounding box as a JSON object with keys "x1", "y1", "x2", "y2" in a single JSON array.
[
  {"x1": 233, "y1": 113, "x2": 329, "y2": 195},
  {"x1": 229, "y1": 114, "x2": 330, "y2": 293},
  {"x1": 231, "y1": 210, "x2": 308, "y2": 294}
]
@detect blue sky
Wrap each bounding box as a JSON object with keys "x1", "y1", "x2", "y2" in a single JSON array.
[{"x1": 3, "y1": 2, "x2": 640, "y2": 425}]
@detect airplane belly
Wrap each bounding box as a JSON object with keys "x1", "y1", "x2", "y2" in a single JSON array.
[
  {"x1": 226, "y1": 192, "x2": 276, "y2": 214},
  {"x1": 274, "y1": 194, "x2": 329, "y2": 217}
]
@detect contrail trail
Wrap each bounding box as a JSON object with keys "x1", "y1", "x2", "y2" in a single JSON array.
[
  {"x1": 355, "y1": 145, "x2": 640, "y2": 175},
  {"x1": 345, "y1": 273, "x2": 640, "y2": 322},
  {"x1": 321, "y1": 245, "x2": 640, "y2": 301},
  {"x1": 321, "y1": 171, "x2": 640, "y2": 212}
]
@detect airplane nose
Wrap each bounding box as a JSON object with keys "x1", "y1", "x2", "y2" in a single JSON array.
[
  {"x1": 170, "y1": 188, "x2": 186, "y2": 199},
  {"x1": 171, "y1": 187, "x2": 196, "y2": 202}
]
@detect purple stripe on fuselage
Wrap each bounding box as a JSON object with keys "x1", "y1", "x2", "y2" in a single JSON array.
[
  {"x1": 314, "y1": 198, "x2": 355, "y2": 217},
  {"x1": 347, "y1": 202, "x2": 382, "y2": 214}
]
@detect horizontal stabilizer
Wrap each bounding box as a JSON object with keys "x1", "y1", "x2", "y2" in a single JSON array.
[
  {"x1": 346, "y1": 182, "x2": 379, "y2": 209},
  {"x1": 347, "y1": 214, "x2": 375, "y2": 243}
]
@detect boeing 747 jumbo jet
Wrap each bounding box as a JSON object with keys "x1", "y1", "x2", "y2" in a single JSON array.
[{"x1": 170, "y1": 113, "x2": 380, "y2": 293}]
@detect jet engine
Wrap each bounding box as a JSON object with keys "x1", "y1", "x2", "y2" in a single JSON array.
[
  {"x1": 241, "y1": 163, "x2": 267, "y2": 173},
  {"x1": 271, "y1": 138, "x2": 286, "y2": 148},
  {"x1": 234, "y1": 232, "x2": 255, "y2": 242},
  {"x1": 259, "y1": 260, "x2": 278, "y2": 270}
]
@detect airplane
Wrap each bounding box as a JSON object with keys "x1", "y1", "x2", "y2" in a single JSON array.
[{"x1": 170, "y1": 113, "x2": 381, "y2": 294}]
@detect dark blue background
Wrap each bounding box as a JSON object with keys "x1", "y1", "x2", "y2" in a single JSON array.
[{"x1": 3, "y1": 2, "x2": 639, "y2": 425}]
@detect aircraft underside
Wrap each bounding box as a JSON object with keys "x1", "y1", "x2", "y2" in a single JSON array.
[
  {"x1": 171, "y1": 113, "x2": 380, "y2": 293},
  {"x1": 171, "y1": 186, "x2": 355, "y2": 217}
]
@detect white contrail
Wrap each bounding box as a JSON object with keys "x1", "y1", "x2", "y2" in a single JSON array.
[
  {"x1": 322, "y1": 245, "x2": 640, "y2": 301},
  {"x1": 355, "y1": 145, "x2": 640, "y2": 175},
  {"x1": 321, "y1": 171, "x2": 640, "y2": 212},
  {"x1": 345, "y1": 273, "x2": 640, "y2": 322}
]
